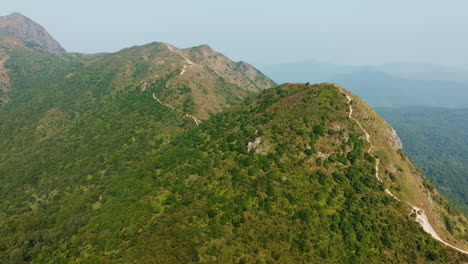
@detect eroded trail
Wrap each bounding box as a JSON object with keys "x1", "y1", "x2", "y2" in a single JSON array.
[
  {"x1": 152, "y1": 93, "x2": 200, "y2": 126},
  {"x1": 166, "y1": 43, "x2": 195, "y2": 65},
  {"x1": 337, "y1": 85, "x2": 467, "y2": 254},
  {"x1": 150, "y1": 44, "x2": 201, "y2": 126}
]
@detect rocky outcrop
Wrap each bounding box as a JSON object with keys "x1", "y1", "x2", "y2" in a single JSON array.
[
  {"x1": 247, "y1": 137, "x2": 269, "y2": 154},
  {"x1": 386, "y1": 127, "x2": 403, "y2": 150}
]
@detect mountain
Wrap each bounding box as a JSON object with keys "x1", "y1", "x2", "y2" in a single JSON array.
[
  {"x1": 377, "y1": 106, "x2": 468, "y2": 210},
  {"x1": 0, "y1": 12, "x2": 66, "y2": 54},
  {"x1": 260, "y1": 61, "x2": 468, "y2": 108},
  {"x1": 0, "y1": 20, "x2": 274, "y2": 112},
  {"x1": 0, "y1": 13, "x2": 467, "y2": 263}
]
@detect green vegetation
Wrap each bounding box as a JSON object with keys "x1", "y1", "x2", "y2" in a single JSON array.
[
  {"x1": 0, "y1": 68, "x2": 464, "y2": 262},
  {"x1": 377, "y1": 107, "x2": 468, "y2": 210},
  {"x1": 0, "y1": 42, "x2": 276, "y2": 263},
  {"x1": 2, "y1": 13, "x2": 463, "y2": 263}
]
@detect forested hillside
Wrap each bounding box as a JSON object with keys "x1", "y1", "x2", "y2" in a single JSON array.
[
  {"x1": 1, "y1": 80, "x2": 466, "y2": 262},
  {"x1": 0, "y1": 35, "x2": 275, "y2": 263},
  {"x1": 1, "y1": 12, "x2": 467, "y2": 264},
  {"x1": 378, "y1": 107, "x2": 468, "y2": 210}
]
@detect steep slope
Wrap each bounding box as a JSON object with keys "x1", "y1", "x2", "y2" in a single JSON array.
[
  {"x1": 0, "y1": 12, "x2": 67, "y2": 105},
  {"x1": 2, "y1": 83, "x2": 466, "y2": 263},
  {"x1": 0, "y1": 12, "x2": 66, "y2": 54},
  {"x1": 333, "y1": 84, "x2": 467, "y2": 253},
  {"x1": 143, "y1": 42, "x2": 275, "y2": 119},
  {"x1": 0, "y1": 26, "x2": 274, "y2": 262},
  {"x1": 377, "y1": 106, "x2": 468, "y2": 209},
  {"x1": 340, "y1": 86, "x2": 468, "y2": 251}
]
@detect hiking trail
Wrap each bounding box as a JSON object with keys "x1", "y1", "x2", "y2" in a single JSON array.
[{"x1": 335, "y1": 83, "x2": 467, "y2": 254}]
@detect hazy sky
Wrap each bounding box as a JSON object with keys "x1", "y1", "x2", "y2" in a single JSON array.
[{"x1": 2, "y1": 0, "x2": 468, "y2": 68}]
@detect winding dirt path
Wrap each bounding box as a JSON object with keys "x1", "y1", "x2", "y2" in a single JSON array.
[
  {"x1": 152, "y1": 93, "x2": 200, "y2": 126},
  {"x1": 166, "y1": 43, "x2": 195, "y2": 65},
  {"x1": 337, "y1": 84, "x2": 467, "y2": 254},
  {"x1": 165, "y1": 43, "x2": 195, "y2": 76},
  {"x1": 148, "y1": 44, "x2": 202, "y2": 126}
]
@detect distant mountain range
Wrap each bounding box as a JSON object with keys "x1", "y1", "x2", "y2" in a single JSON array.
[{"x1": 260, "y1": 60, "x2": 468, "y2": 108}]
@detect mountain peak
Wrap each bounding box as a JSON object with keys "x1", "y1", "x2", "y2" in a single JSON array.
[
  {"x1": 0, "y1": 12, "x2": 66, "y2": 54},
  {"x1": 5, "y1": 12, "x2": 27, "y2": 19}
]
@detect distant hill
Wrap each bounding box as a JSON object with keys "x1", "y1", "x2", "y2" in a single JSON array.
[
  {"x1": 378, "y1": 62, "x2": 468, "y2": 84},
  {"x1": 0, "y1": 12, "x2": 66, "y2": 54},
  {"x1": 332, "y1": 69, "x2": 468, "y2": 108},
  {"x1": 260, "y1": 61, "x2": 468, "y2": 108},
  {"x1": 377, "y1": 106, "x2": 468, "y2": 210}
]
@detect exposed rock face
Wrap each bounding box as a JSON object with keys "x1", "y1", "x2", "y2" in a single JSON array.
[
  {"x1": 247, "y1": 137, "x2": 269, "y2": 154},
  {"x1": 0, "y1": 12, "x2": 66, "y2": 54},
  {"x1": 386, "y1": 127, "x2": 403, "y2": 150},
  {"x1": 247, "y1": 137, "x2": 262, "y2": 153}
]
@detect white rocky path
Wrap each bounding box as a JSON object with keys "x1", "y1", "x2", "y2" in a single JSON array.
[
  {"x1": 166, "y1": 43, "x2": 195, "y2": 76},
  {"x1": 152, "y1": 93, "x2": 200, "y2": 126},
  {"x1": 166, "y1": 43, "x2": 195, "y2": 65},
  {"x1": 336, "y1": 84, "x2": 467, "y2": 255},
  {"x1": 149, "y1": 44, "x2": 201, "y2": 125}
]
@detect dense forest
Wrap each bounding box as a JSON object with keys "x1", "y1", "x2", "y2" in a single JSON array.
[{"x1": 378, "y1": 107, "x2": 468, "y2": 210}]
